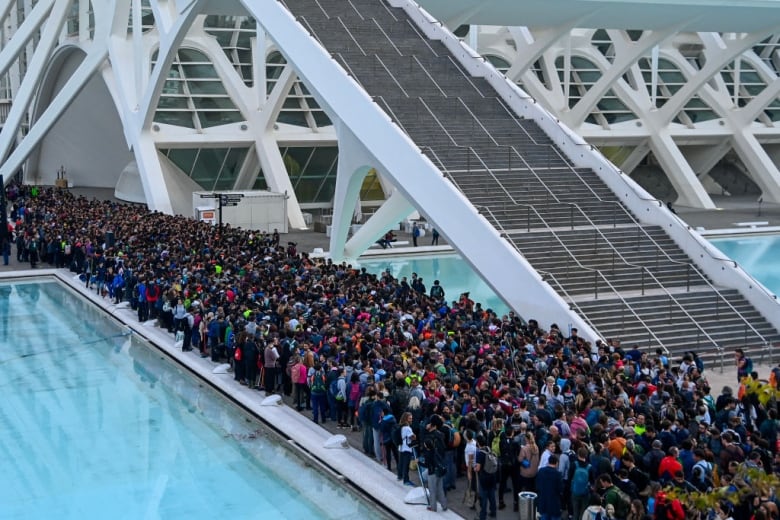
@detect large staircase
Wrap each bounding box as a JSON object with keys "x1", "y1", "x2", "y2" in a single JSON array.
[{"x1": 280, "y1": 0, "x2": 779, "y2": 363}]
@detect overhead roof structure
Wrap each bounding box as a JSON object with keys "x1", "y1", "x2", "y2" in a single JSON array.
[{"x1": 417, "y1": 0, "x2": 780, "y2": 32}]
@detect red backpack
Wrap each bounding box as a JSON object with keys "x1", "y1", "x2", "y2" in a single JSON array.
[{"x1": 349, "y1": 382, "x2": 362, "y2": 404}]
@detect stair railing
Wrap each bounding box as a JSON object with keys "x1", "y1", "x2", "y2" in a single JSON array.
[
  {"x1": 372, "y1": 54, "x2": 410, "y2": 97},
  {"x1": 346, "y1": 0, "x2": 365, "y2": 20},
  {"x1": 336, "y1": 17, "x2": 367, "y2": 56},
  {"x1": 284, "y1": 0, "x2": 774, "y2": 352},
  {"x1": 478, "y1": 205, "x2": 676, "y2": 356},
  {"x1": 371, "y1": 17, "x2": 403, "y2": 56},
  {"x1": 456, "y1": 102, "x2": 771, "y2": 347},
  {"x1": 410, "y1": 55, "x2": 449, "y2": 98},
  {"x1": 481, "y1": 193, "x2": 749, "y2": 352}
]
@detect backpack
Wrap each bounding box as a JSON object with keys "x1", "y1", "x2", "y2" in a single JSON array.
[
  {"x1": 692, "y1": 460, "x2": 714, "y2": 491},
  {"x1": 654, "y1": 492, "x2": 685, "y2": 520},
  {"x1": 348, "y1": 381, "x2": 362, "y2": 405},
  {"x1": 431, "y1": 285, "x2": 444, "y2": 299},
  {"x1": 392, "y1": 423, "x2": 403, "y2": 446},
  {"x1": 310, "y1": 369, "x2": 326, "y2": 393},
  {"x1": 480, "y1": 448, "x2": 498, "y2": 474},
  {"x1": 491, "y1": 434, "x2": 501, "y2": 457},
  {"x1": 330, "y1": 377, "x2": 345, "y2": 400},
  {"x1": 745, "y1": 357, "x2": 754, "y2": 375},
  {"x1": 449, "y1": 429, "x2": 462, "y2": 449},
  {"x1": 572, "y1": 463, "x2": 591, "y2": 497},
  {"x1": 608, "y1": 486, "x2": 631, "y2": 519},
  {"x1": 29, "y1": 240, "x2": 37, "y2": 252}
]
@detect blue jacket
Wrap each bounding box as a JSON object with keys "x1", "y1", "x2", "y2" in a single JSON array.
[
  {"x1": 371, "y1": 399, "x2": 390, "y2": 429},
  {"x1": 535, "y1": 465, "x2": 563, "y2": 515}
]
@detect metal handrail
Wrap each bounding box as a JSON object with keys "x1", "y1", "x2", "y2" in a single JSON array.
[
  {"x1": 446, "y1": 98, "x2": 767, "y2": 345},
  {"x1": 442, "y1": 55, "x2": 487, "y2": 99},
  {"x1": 417, "y1": 99, "x2": 520, "y2": 206},
  {"x1": 374, "y1": 95, "x2": 412, "y2": 135},
  {"x1": 374, "y1": 54, "x2": 409, "y2": 98},
  {"x1": 371, "y1": 17, "x2": 403, "y2": 56},
  {"x1": 379, "y1": 1, "x2": 400, "y2": 22},
  {"x1": 487, "y1": 207, "x2": 725, "y2": 356},
  {"x1": 415, "y1": 97, "x2": 461, "y2": 148},
  {"x1": 417, "y1": 113, "x2": 759, "y2": 350},
  {"x1": 296, "y1": 15, "x2": 326, "y2": 48},
  {"x1": 332, "y1": 52, "x2": 362, "y2": 85},
  {"x1": 287, "y1": 0, "x2": 772, "y2": 350},
  {"x1": 403, "y1": 19, "x2": 439, "y2": 57},
  {"x1": 421, "y1": 143, "x2": 723, "y2": 355},
  {"x1": 474, "y1": 205, "x2": 671, "y2": 356},
  {"x1": 346, "y1": 0, "x2": 364, "y2": 20},
  {"x1": 666, "y1": 208, "x2": 780, "y2": 305},
  {"x1": 312, "y1": 0, "x2": 330, "y2": 20},
  {"x1": 412, "y1": 55, "x2": 448, "y2": 98},
  {"x1": 336, "y1": 16, "x2": 366, "y2": 56}
]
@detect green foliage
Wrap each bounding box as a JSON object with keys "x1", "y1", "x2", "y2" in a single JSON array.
[{"x1": 665, "y1": 465, "x2": 780, "y2": 519}]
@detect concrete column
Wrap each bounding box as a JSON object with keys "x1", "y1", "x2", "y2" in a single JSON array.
[{"x1": 648, "y1": 129, "x2": 716, "y2": 208}]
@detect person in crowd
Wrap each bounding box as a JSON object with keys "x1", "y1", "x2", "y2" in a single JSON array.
[
  {"x1": 7, "y1": 186, "x2": 780, "y2": 520},
  {"x1": 422, "y1": 415, "x2": 448, "y2": 513},
  {"x1": 536, "y1": 454, "x2": 563, "y2": 520},
  {"x1": 474, "y1": 434, "x2": 497, "y2": 520},
  {"x1": 397, "y1": 412, "x2": 416, "y2": 486}
]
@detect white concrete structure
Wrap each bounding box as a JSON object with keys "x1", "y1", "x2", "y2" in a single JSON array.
[
  {"x1": 3, "y1": 0, "x2": 780, "y2": 221},
  {"x1": 0, "y1": 0, "x2": 346, "y2": 228},
  {"x1": 414, "y1": 1, "x2": 780, "y2": 209}
]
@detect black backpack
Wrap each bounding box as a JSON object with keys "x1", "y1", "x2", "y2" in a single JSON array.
[{"x1": 392, "y1": 423, "x2": 403, "y2": 446}]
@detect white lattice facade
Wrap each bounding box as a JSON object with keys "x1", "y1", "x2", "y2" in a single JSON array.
[{"x1": 469, "y1": 26, "x2": 780, "y2": 208}]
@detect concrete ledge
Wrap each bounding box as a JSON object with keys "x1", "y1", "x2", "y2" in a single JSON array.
[
  {"x1": 696, "y1": 225, "x2": 780, "y2": 237},
  {"x1": 359, "y1": 244, "x2": 454, "y2": 258}
]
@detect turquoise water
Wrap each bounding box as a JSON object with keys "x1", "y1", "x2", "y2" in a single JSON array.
[
  {"x1": 359, "y1": 234, "x2": 780, "y2": 317},
  {"x1": 359, "y1": 253, "x2": 511, "y2": 316},
  {"x1": 0, "y1": 280, "x2": 390, "y2": 520},
  {"x1": 710, "y1": 235, "x2": 780, "y2": 295}
]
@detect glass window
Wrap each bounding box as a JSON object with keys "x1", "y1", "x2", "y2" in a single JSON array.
[
  {"x1": 360, "y1": 168, "x2": 385, "y2": 201},
  {"x1": 252, "y1": 170, "x2": 268, "y2": 190},
  {"x1": 165, "y1": 149, "x2": 198, "y2": 175},
  {"x1": 162, "y1": 148, "x2": 249, "y2": 190},
  {"x1": 152, "y1": 48, "x2": 244, "y2": 128}
]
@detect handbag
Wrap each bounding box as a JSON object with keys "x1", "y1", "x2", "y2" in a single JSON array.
[{"x1": 175, "y1": 330, "x2": 184, "y2": 342}]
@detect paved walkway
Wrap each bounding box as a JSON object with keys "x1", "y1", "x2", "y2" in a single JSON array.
[{"x1": 674, "y1": 194, "x2": 780, "y2": 231}]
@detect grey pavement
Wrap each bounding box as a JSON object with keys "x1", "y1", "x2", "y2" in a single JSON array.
[{"x1": 674, "y1": 194, "x2": 780, "y2": 231}]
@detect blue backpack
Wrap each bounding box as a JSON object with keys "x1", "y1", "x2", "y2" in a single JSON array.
[{"x1": 571, "y1": 463, "x2": 591, "y2": 497}]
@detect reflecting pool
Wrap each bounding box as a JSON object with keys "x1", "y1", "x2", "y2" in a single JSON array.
[
  {"x1": 710, "y1": 234, "x2": 780, "y2": 295},
  {"x1": 0, "y1": 280, "x2": 391, "y2": 520}
]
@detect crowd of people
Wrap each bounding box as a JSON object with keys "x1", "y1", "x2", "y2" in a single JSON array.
[{"x1": 3, "y1": 184, "x2": 780, "y2": 520}]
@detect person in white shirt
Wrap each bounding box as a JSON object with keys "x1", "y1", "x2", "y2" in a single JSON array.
[
  {"x1": 539, "y1": 440, "x2": 555, "y2": 469},
  {"x1": 397, "y1": 412, "x2": 416, "y2": 486},
  {"x1": 463, "y1": 429, "x2": 478, "y2": 508}
]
